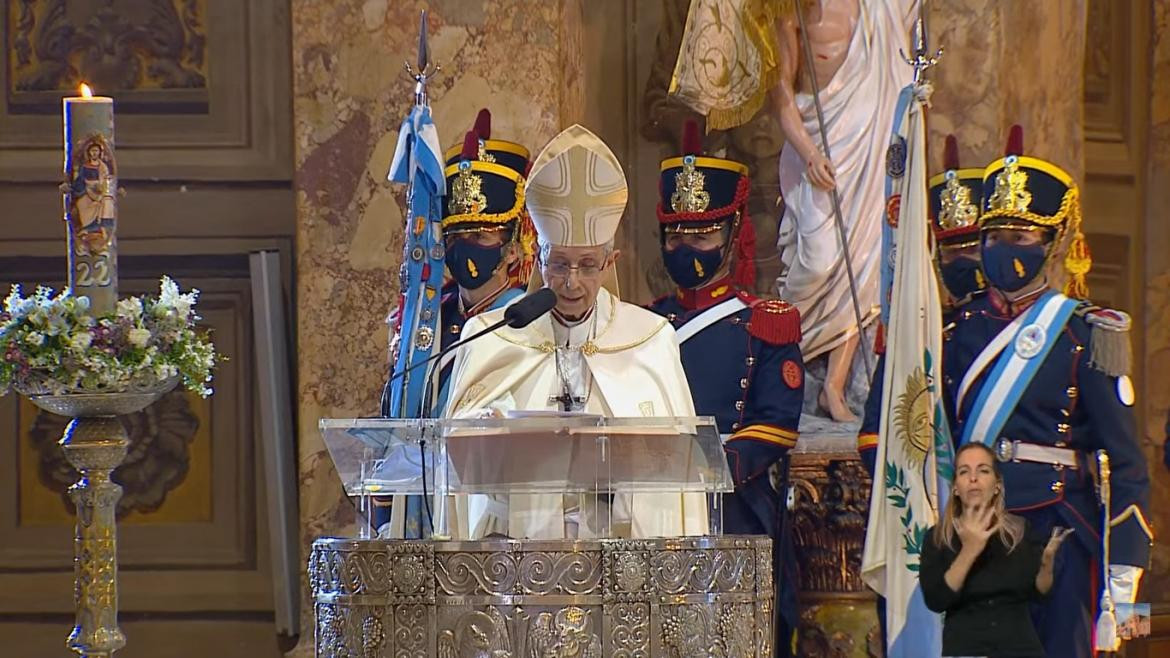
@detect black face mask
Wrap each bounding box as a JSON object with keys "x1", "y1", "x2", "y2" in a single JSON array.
[
  {"x1": 939, "y1": 257, "x2": 985, "y2": 301},
  {"x1": 445, "y1": 239, "x2": 504, "y2": 290},
  {"x1": 981, "y1": 240, "x2": 1048, "y2": 292},
  {"x1": 662, "y1": 244, "x2": 724, "y2": 289}
]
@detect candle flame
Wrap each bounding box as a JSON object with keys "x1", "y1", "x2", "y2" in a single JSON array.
[{"x1": 79, "y1": 83, "x2": 93, "y2": 98}]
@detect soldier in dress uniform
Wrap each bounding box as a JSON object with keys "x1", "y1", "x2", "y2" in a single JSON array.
[
  {"x1": 943, "y1": 126, "x2": 1152, "y2": 658},
  {"x1": 380, "y1": 109, "x2": 536, "y2": 418},
  {"x1": 856, "y1": 135, "x2": 988, "y2": 655},
  {"x1": 375, "y1": 109, "x2": 535, "y2": 537},
  {"x1": 646, "y1": 121, "x2": 803, "y2": 658}
]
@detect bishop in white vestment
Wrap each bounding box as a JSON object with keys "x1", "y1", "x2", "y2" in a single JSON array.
[{"x1": 443, "y1": 124, "x2": 706, "y2": 540}]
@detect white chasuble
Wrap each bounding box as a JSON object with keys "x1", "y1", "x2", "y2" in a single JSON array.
[{"x1": 443, "y1": 288, "x2": 706, "y2": 539}]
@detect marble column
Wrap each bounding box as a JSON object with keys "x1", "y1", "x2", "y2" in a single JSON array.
[
  {"x1": 290, "y1": 1, "x2": 580, "y2": 653},
  {"x1": 927, "y1": 0, "x2": 1087, "y2": 180}
]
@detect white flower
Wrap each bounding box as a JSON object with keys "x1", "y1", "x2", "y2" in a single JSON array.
[
  {"x1": 116, "y1": 297, "x2": 144, "y2": 320},
  {"x1": 69, "y1": 332, "x2": 93, "y2": 352},
  {"x1": 4, "y1": 285, "x2": 23, "y2": 314},
  {"x1": 24, "y1": 332, "x2": 44, "y2": 347},
  {"x1": 127, "y1": 327, "x2": 151, "y2": 348}
]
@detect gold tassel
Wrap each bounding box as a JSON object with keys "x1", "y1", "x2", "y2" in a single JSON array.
[{"x1": 1063, "y1": 203, "x2": 1092, "y2": 299}]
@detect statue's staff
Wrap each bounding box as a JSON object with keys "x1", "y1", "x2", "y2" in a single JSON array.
[{"x1": 791, "y1": 5, "x2": 872, "y2": 381}]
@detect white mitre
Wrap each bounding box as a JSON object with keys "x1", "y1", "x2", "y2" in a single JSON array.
[{"x1": 525, "y1": 124, "x2": 628, "y2": 247}]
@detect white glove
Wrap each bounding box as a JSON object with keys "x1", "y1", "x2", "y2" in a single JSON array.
[
  {"x1": 1096, "y1": 564, "x2": 1145, "y2": 651},
  {"x1": 1108, "y1": 564, "x2": 1144, "y2": 605}
]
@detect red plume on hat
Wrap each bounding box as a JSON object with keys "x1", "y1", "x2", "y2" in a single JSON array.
[
  {"x1": 682, "y1": 119, "x2": 702, "y2": 156},
  {"x1": 460, "y1": 130, "x2": 478, "y2": 161},
  {"x1": 1005, "y1": 124, "x2": 1023, "y2": 156},
  {"x1": 943, "y1": 134, "x2": 960, "y2": 170},
  {"x1": 473, "y1": 108, "x2": 491, "y2": 140}
]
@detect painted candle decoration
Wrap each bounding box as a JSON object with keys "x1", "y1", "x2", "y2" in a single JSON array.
[{"x1": 62, "y1": 83, "x2": 118, "y2": 315}]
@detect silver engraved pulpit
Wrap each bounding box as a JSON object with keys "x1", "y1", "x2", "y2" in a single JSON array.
[{"x1": 313, "y1": 416, "x2": 775, "y2": 657}]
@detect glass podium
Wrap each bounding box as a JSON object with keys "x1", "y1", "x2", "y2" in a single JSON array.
[
  {"x1": 312, "y1": 415, "x2": 774, "y2": 657},
  {"x1": 319, "y1": 414, "x2": 734, "y2": 539}
]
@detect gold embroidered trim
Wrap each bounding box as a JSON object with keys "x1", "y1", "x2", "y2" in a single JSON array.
[
  {"x1": 449, "y1": 166, "x2": 487, "y2": 215},
  {"x1": 442, "y1": 181, "x2": 527, "y2": 229},
  {"x1": 671, "y1": 157, "x2": 711, "y2": 213},
  {"x1": 938, "y1": 171, "x2": 979, "y2": 230}
]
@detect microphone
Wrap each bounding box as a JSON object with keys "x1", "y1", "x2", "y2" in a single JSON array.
[{"x1": 503, "y1": 288, "x2": 556, "y2": 328}]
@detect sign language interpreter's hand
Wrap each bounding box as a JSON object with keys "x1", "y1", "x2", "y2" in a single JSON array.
[{"x1": 956, "y1": 503, "x2": 996, "y2": 554}]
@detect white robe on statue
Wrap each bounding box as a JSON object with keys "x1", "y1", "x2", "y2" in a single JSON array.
[
  {"x1": 776, "y1": 0, "x2": 917, "y2": 359},
  {"x1": 443, "y1": 288, "x2": 707, "y2": 539}
]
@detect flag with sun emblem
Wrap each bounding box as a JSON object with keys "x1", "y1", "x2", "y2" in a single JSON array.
[{"x1": 860, "y1": 81, "x2": 953, "y2": 658}]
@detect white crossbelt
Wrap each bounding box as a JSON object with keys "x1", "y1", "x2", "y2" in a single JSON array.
[{"x1": 675, "y1": 296, "x2": 748, "y2": 344}]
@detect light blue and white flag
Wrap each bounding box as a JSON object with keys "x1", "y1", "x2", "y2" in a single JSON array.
[
  {"x1": 861, "y1": 81, "x2": 953, "y2": 658},
  {"x1": 386, "y1": 105, "x2": 446, "y2": 419}
]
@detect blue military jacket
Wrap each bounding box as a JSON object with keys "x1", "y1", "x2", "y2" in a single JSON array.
[
  {"x1": 943, "y1": 290, "x2": 1152, "y2": 567},
  {"x1": 648, "y1": 277, "x2": 805, "y2": 630},
  {"x1": 648, "y1": 279, "x2": 804, "y2": 488}
]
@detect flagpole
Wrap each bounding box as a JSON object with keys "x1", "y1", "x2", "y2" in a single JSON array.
[{"x1": 393, "y1": 10, "x2": 443, "y2": 419}]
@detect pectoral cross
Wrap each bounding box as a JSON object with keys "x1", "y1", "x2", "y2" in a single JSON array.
[
  {"x1": 549, "y1": 382, "x2": 585, "y2": 412},
  {"x1": 550, "y1": 346, "x2": 587, "y2": 412}
]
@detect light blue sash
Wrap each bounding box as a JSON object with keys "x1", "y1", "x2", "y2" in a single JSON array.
[{"x1": 959, "y1": 291, "x2": 1078, "y2": 446}]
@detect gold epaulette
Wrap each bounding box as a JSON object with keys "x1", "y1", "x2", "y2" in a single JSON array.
[{"x1": 1075, "y1": 302, "x2": 1132, "y2": 377}]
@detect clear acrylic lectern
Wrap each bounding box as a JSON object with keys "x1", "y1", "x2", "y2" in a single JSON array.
[{"x1": 319, "y1": 415, "x2": 733, "y2": 539}]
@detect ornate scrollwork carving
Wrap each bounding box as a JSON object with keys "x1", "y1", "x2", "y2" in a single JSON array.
[
  {"x1": 790, "y1": 459, "x2": 872, "y2": 593},
  {"x1": 609, "y1": 603, "x2": 650, "y2": 657},
  {"x1": 518, "y1": 551, "x2": 601, "y2": 596},
  {"x1": 10, "y1": 0, "x2": 209, "y2": 94},
  {"x1": 311, "y1": 536, "x2": 773, "y2": 657},
  {"x1": 648, "y1": 549, "x2": 754, "y2": 594},
  {"x1": 437, "y1": 552, "x2": 518, "y2": 597}
]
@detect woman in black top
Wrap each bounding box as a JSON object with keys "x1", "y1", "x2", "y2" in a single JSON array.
[{"x1": 920, "y1": 443, "x2": 1072, "y2": 658}]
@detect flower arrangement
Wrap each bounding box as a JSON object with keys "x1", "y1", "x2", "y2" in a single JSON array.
[{"x1": 0, "y1": 276, "x2": 216, "y2": 397}]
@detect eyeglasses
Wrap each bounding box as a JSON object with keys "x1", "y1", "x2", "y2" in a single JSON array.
[{"x1": 543, "y1": 259, "x2": 606, "y2": 279}]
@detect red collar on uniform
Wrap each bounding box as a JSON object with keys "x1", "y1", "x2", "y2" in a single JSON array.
[
  {"x1": 989, "y1": 285, "x2": 1047, "y2": 319},
  {"x1": 676, "y1": 276, "x2": 737, "y2": 311}
]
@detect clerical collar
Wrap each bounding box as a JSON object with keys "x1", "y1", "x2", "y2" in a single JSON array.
[
  {"x1": 990, "y1": 282, "x2": 1048, "y2": 318},
  {"x1": 460, "y1": 280, "x2": 510, "y2": 318},
  {"x1": 551, "y1": 306, "x2": 595, "y2": 328},
  {"x1": 676, "y1": 276, "x2": 736, "y2": 311}
]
